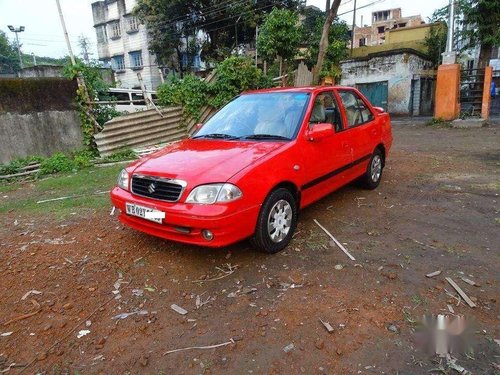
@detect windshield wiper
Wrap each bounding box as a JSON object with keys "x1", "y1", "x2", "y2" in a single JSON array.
[
  {"x1": 242, "y1": 134, "x2": 290, "y2": 141},
  {"x1": 192, "y1": 133, "x2": 239, "y2": 140}
]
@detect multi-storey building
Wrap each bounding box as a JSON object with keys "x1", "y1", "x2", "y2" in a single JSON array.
[
  {"x1": 352, "y1": 8, "x2": 424, "y2": 48},
  {"x1": 91, "y1": 0, "x2": 162, "y2": 90}
]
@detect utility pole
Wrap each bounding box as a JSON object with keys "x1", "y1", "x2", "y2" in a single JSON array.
[
  {"x1": 442, "y1": 0, "x2": 457, "y2": 64},
  {"x1": 31, "y1": 52, "x2": 37, "y2": 66},
  {"x1": 55, "y1": 0, "x2": 76, "y2": 65},
  {"x1": 7, "y1": 25, "x2": 25, "y2": 70},
  {"x1": 350, "y1": 0, "x2": 357, "y2": 56}
]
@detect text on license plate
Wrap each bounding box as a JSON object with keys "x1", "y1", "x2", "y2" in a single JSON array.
[{"x1": 125, "y1": 203, "x2": 164, "y2": 223}]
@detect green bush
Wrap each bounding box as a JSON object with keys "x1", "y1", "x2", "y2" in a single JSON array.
[
  {"x1": 156, "y1": 56, "x2": 272, "y2": 124},
  {"x1": 209, "y1": 56, "x2": 272, "y2": 108},
  {"x1": 40, "y1": 153, "x2": 76, "y2": 175},
  {"x1": 157, "y1": 75, "x2": 209, "y2": 122},
  {"x1": 72, "y1": 149, "x2": 95, "y2": 169},
  {"x1": 0, "y1": 156, "x2": 43, "y2": 176}
]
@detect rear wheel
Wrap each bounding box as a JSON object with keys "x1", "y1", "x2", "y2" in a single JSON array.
[
  {"x1": 361, "y1": 149, "x2": 384, "y2": 189},
  {"x1": 251, "y1": 188, "x2": 298, "y2": 254}
]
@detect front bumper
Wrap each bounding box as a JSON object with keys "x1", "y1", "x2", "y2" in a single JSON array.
[{"x1": 110, "y1": 187, "x2": 260, "y2": 247}]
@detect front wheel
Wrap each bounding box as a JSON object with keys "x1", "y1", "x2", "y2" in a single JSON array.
[
  {"x1": 361, "y1": 149, "x2": 384, "y2": 189},
  {"x1": 251, "y1": 188, "x2": 298, "y2": 254}
]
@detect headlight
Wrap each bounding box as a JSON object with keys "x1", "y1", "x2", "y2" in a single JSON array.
[
  {"x1": 186, "y1": 183, "x2": 242, "y2": 204},
  {"x1": 117, "y1": 169, "x2": 129, "y2": 191}
]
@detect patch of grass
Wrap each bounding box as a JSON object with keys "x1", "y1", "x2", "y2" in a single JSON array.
[
  {"x1": 426, "y1": 117, "x2": 451, "y2": 128},
  {"x1": 411, "y1": 293, "x2": 427, "y2": 306},
  {"x1": 0, "y1": 164, "x2": 122, "y2": 218}
]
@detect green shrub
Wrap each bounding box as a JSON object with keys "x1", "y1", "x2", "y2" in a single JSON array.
[
  {"x1": 40, "y1": 153, "x2": 76, "y2": 175},
  {"x1": 156, "y1": 56, "x2": 272, "y2": 124},
  {"x1": 157, "y1": 75, "x2": 209, "y2": 122},
  {"x1": 209, "y1": 56, "x2": 272, "y2": 108},
  {"x1": 0, "y1": 156, "x2": 44, "y2": 176},
  {"x1": 73, "y1": 149, "x2": 95, "y2": 169}
]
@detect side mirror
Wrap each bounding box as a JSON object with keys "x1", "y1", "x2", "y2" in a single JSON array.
[
  {"x1": 195, "y1": 123, "x2": 203, "y2": 130},
  {"x1": 306, "y1": 123, "x2": 334, "y2": 142},
  {"x1": 373, "y1": 107, "x2": 385, "y2": 114}
]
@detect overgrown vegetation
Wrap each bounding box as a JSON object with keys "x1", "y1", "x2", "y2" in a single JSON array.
[
  {"x1": 63, "y1": 61, "x2": 120, "y2": 150},
  {"x1": 157, "y1": 56, "x2": 272, "y2": 122},
  {"x1": 0, "y1": 149, "x2": 136, "y2": 180}
]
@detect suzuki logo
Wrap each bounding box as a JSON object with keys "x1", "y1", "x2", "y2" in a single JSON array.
[{"x1": 147, "y1": 183, "x2": 156, "y2": 194}]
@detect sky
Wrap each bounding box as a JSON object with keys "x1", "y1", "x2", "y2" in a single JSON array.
[{"x1": 0, "y1": 0, "x2": 450, "y2": 60}]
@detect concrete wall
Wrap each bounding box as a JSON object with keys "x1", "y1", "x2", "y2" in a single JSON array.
[
  {"x1": 341, "y1": 50, "x2": 433, "y2": 114},
  {"x1": 0, "y1": 77, "x2": 83, "y2": 164},
  {"x1": 0, "y1": 111, "x2": 83, "y2": 164}
]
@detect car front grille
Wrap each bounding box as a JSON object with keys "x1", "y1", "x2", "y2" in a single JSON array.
[{"x1": 131, "y1": 175, "x2": 186, "y2": 202}]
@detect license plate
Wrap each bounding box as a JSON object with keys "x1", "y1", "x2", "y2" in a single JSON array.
[{"x1": 125, "y1": 203, "x2": 164, "y2": 224}]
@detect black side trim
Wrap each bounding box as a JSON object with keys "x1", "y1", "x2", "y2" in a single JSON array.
[{"x1": 301, "y1": 154, "x2": 372, "y2": 190}]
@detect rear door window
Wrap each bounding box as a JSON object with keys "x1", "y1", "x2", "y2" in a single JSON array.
[{"x1": 339, "y1": 91, "x2": 374, "y2": 128}]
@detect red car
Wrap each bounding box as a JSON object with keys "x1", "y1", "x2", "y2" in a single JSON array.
[{"x1": 110, "y1": 86, "x2": 392, "y2": 253}]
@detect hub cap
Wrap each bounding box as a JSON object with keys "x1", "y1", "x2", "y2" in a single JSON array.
[
  {"x1": 267, "y1": 200, "x2": 292, "y2": 243},
  {"x1": 371, "y1": 155, "x2": 382, "y2": 182}
]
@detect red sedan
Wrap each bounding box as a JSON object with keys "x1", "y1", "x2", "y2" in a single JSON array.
[{"x1": 110, "y1": 86, "x2": 392, "y2": 253}]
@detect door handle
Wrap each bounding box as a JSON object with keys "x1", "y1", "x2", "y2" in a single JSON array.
[{"x1": 342, "y1": 142, "x2": 350, "y2": 149}]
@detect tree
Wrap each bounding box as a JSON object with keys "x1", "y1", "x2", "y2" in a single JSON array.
[
  {"x1": 256, "y1": 8, "x2": 301, "y2": 82},
  {"x1": 424, "y1": 23, "x2": 447, "y2": 68},
  {"x1": 0, "y1": 31, "x2": 20, "y2": 74},
  {"x1": 432, "y1": 0, "x2": 500, "y2": 68},
  {"x1": 301, "y1": 9, "x2": 349, "y2": 79},
  {"x1": 312, "y1": 0, "x2": 342, "y2": 84},
  {"x1": 134, "y1": 0, "x2": 300, "y2": 74}
]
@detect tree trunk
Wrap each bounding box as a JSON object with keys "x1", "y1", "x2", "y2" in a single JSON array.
[
  {"x1": 312, "y1": 0, "x2": 342, "y2": 84},
  {"x1": 477, "y1": 43, "x2": 492, "y2": 69}
]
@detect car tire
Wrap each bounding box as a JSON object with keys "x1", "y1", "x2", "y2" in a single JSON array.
[
  {"x1": 361, "y1": 149, "x2": 384, "y2": 190},
  {"x1": 251, "y1": 188, "x2": 298, "y2": 254}
]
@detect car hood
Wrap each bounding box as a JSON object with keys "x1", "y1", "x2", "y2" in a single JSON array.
[{"x1": 132, "y1": 139, "x2": 286, "y2": 183}]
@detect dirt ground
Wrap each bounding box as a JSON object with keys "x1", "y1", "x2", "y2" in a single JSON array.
[{"x1": 0, "y1": 123, "x2": 499, "y2": 375}]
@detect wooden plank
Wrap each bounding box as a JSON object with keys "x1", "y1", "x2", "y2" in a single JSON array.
[
  {"x1": 445, "y1": 277, "x2": 476, "y2": 308},
  {"x1": 313, "y1": 219, "x2": 355, "y2": 261}
]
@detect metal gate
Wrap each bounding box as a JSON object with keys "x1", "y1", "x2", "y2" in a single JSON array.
[
  {"x1": 460, "y1": 68, "x2": 484, "y2": 117},
  {"x1": 410, "y1": 74, "x2": 436, "y2": 116},
  {"x1": 356, "y1": 81, "x2": 388, "y2": 111}
]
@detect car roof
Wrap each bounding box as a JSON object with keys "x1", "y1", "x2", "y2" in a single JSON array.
[{"x1": 243, "y1": 85, "x2": 356, "y2": 95}]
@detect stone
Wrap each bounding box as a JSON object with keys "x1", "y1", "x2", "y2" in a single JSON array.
[
  {"x1": 139, "y1": 356, "x2": 149, "y2": 367},
  {"x1": 315, "y1": 339, "x2": 325, "y2": 350}
]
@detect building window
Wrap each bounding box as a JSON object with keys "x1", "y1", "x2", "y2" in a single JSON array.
[
  {"x1": 129, "y1": 50, "x2": 143, "y2": 69},
  {"x1": 112, "y1": 55, "x2": 125, "y2": 71},
  {"x1": 110, "y1": 21, "x2": 121, "y2": 39},
  {"x1": 377, "y1": 26, "x2": 385, "y2": 34},
  {"x1": 128, "y1": 17, "x2": 140, "y2": 32},
  {"x1": 96, "y1": 25, "x2": 108, "y2": 43},
  {"x1": 359, "y1": 38, "x2": 366, "y2": 47}
]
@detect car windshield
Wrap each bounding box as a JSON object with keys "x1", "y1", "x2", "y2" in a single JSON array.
[{"x1": 193, "y1": 92, "x2": 310, "y2": 140}]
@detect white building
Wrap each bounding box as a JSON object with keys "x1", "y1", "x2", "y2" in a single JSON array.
[{"x1": 91, "y1": 0, "x2": 162, "y2": 90}]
